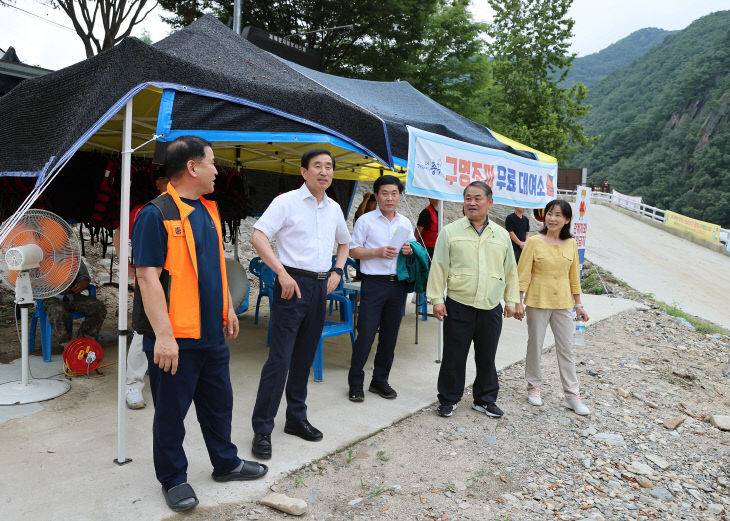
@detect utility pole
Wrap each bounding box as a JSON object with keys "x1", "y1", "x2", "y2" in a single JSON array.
[{"x1": 233, "y1": 0, "x2": 242, "y2": 34}]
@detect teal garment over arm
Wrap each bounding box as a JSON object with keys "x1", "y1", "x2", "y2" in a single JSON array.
[{"x1": 396, "y1": 241, "x2": 431, "y2": 293}]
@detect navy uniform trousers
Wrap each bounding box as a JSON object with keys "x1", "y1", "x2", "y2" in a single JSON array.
[
  {"x1": 437, "y1": 297, "x2": 503, "y2": 406},
  {"x1": 252, "y1": 273, "x2": 327, "y2": 434},
  {"x1": 348, "y1": 275, "x2": 408, "y2": 387},
  {"x1": 146, "y1": 345, "x2": 240, "y2": 490}
]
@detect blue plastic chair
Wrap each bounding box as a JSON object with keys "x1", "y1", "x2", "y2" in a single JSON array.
[
  {"x1": 313, "y1": 293, "x2": 355, "y2": 382},
  {"x1": 248, "y1": 257, "x2": 275, "y2": 346},
  {"x1": 328, "y1": 256, "x2": 360, "y2": 316},
  {"x1": 29, "y1": 284, "x2": 98, "y2": 363}
]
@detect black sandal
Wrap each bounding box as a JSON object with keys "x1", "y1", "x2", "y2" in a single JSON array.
[
  {"x1": 162, "y1": 482, "x2": 199, "y2": 512},
  {"x1": 212, "y1": 460, "x2": 268, "y2": 482}
]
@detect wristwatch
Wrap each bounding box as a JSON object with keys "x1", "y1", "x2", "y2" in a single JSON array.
[{"x1": 330, "y1": 267, "x2": 344, "y2": 277}]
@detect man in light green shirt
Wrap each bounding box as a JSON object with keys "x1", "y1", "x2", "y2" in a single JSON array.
[{"x1": 426, "y1": 181, "x2": 518, "y2": 419}]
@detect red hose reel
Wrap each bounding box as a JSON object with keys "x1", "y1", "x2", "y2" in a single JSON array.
[{"x1": 63, "y1": 338, "x2": 103, "y2": 374}]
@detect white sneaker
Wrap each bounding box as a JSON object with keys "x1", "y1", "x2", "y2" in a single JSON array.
[
  {"x1": 528, "y1": 388, "x2": 543, "y2": 406},
  {"x1": 126, "y1": 388, "x2": 146, "y2": 410},
  {"x1": 563, "y1": 396, "x2": 590, "y2": 416}
]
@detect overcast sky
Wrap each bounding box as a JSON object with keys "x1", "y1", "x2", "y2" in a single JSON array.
[{"x1": 1, "y1": 0, "x2": 728, "y2": 71}]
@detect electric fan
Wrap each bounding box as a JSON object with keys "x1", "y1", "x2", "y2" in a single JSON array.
[{"x1": 0, "y1": 210, "x2": 82, "y2": 404}]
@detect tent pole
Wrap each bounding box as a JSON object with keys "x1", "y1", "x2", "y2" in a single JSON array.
[
  {"x1": 436, "y1": 200, "x2": 443, "y2": 363},
  {"x1": 115, "y1": 99, "x2": 133, "y2": 465},
  {"x1": 234, "y1": 146, "x2": 241, "y2": 262},
  {"x1": 346, "y1": 181, "x2": 359, "y2": 219}
]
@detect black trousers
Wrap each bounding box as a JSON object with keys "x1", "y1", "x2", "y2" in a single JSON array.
[
  {"x1": 437, "y1": 297, "x2": 503, "y2": 406},
  {"x1": 251, "y1": 273, "x2": 327, "y2": 434},
  {"x1": 146, "y1": 345, "x2": 240, "y2": 490},
  {"x1": 348, "y1": 276, "x2": 408, "y2": 388}
]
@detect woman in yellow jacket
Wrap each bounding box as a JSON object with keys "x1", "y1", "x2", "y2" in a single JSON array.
[{"x1": 515, "y1": 199, "x2": 591, "y2": 415}]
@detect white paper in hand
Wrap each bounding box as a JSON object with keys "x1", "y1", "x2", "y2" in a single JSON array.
[{"x1": 390, "y1": 226, "x2": 411, "y2": 249}]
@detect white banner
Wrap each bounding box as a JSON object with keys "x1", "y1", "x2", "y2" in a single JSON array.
[
  {"x1": 405, "y1": 126, "x2": 556, "y2": 207},
  {"x1": 611, "y1": 190, "x2": 642, "y2": 213},
  {"x1": 572, "y1": 186, "x2": 591, "y2": 276}
]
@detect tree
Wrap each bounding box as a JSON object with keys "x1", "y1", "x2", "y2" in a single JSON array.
[
  {"x1": 390, "y1": 0, "x2": 499, "y2": 126},
  {"x1": 50, "y1": 0, "x2": 157, "y2": 58},
  {"x1": 485, "y1": 0, "x2": 594, "y2": 163},
  {"x1": 158, "y1": 0, "x2": 438, "y2": 73},
  {"x1": 157, "y1": 1, "x2": 495, "y2": 122}
]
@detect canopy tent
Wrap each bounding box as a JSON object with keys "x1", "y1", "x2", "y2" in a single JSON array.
[
  {"x1": 0, "y1": 14, "x2": 556, "y2": 465},
  {"x1": 0, "y1": 15, "x2": 393, "y2": 187},
  {"x1": 282, "y1": 60, "x2": 556, "y2": 167}
]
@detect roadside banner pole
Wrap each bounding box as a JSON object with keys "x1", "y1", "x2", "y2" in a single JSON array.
[{"x1": 572, "y1": 186, "x2": 591, "y2": 279}]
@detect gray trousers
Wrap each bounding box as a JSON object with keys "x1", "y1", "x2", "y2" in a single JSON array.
[
  {"x1": 525, "y1": 307, "x2": 580, "y2": 397},
  {"x1": 126, "y1": 332, "x2": 147, "y2": 391}
]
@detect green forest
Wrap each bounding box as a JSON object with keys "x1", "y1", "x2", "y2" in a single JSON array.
[
  {"x1": 569, "y1": 11, "x2": 730, "y2": 227},
  {"x1": 562, "y1": 27, "x2": 675, "y2": 88}
]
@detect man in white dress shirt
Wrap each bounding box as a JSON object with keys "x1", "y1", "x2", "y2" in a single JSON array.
[
  {"x1": 348, "y1": 175, "x2": 415, "y2": 402},
  {"x1": 249, "y1": 149, "x2": 350, "y2": 459}
]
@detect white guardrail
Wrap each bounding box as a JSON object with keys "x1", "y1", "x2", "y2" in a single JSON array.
[{"x1": 557, "y1": 189, "x2": 730, "y2": 247}]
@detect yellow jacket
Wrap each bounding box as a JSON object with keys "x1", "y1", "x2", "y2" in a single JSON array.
[
  {"x1": 517, "y1": 235, "x2": 581, "y2": 309},
  {"x1": 426, "y1": 217, "x2": 519, "y2": 310}
]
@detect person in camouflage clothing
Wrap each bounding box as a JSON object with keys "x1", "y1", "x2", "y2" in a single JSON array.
[{"x1": 42, "y1": 259, "x2": 106, "y2": 344}]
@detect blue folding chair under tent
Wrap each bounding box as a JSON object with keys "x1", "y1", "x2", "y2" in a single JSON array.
[
  {"x1": 248, "y1": 257, "x2": 275, "y2": 346},
  {"x1": 28, "y1": 284, "x2": 99, "y2": 363}
]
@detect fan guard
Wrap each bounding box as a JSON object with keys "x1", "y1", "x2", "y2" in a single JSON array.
[{"x1": 0, "y1": 209, "x2": 81, "y2": 298}]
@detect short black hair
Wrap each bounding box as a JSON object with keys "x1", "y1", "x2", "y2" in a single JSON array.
[
  {"x1": 463, "y1": 181, "x2": 493, "y2": 198},
  {"x1": 373, "y1": 175, "x2": 404, "y2": 194},
  {"x1": 165, "y1": 135, "x2": 212, "y2": 179},
  {"x1": 301, "y1": 148, "x2": 335, "y2": 170},
  {"x1": 539, "y1": 199, "x2": 573, "y2": 240}
]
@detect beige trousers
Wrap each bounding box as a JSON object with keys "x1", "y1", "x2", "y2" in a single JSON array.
[{"x1": 525, "y1": 307, "x2": 580, "y2": 397}]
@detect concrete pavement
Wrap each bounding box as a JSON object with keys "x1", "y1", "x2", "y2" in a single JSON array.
[
  {"x1": 586, "y1": 204, "x2": 730, "y2": 330},
  {"x1": 0, "y1": 293, "x2": 636, "y2": 521}
]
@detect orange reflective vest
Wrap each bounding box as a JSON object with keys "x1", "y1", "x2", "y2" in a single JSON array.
[{"x1": 132, "y1": 183, "x2": 228, "y2": 339}]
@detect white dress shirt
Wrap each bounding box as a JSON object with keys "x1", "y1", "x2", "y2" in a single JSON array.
[
  {"x1": 350, "y1": 208, "x2": 416, "y2": 275},
  {"x1": 255, "y1": 184, "x2": 351, "y2": 272}
]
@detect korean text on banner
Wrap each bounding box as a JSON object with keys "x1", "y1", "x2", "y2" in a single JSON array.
[
  {"x1": 665, "y1": 211, "x2": 722, "y2": 244},
  {"x1": 572, "y1": 186, "x2": 591, "y2": 278},
  {"x1": 405, "y1": 126, "x2": 556, "y2": 207}
]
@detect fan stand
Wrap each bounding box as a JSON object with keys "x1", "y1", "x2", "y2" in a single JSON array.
[{"x1": 0, "y1": 274, "x2": 70, "y2": 405}]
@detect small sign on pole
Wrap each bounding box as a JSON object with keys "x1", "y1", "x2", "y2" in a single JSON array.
[{"x1": 572, "y1": 186, "x2": 591, "y2": 278}]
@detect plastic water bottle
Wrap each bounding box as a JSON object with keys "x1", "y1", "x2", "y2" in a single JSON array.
[{"x1": 574, "y1": 318, "x2": 586, "y2": 346}]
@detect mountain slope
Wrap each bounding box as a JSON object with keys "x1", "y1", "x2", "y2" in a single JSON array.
[
  {"x1": 569, "y1": 10, "x2": 730, "y2": 227},
  {"x1": 564, "y1": 27, "x2": 676, "y2": 87}
]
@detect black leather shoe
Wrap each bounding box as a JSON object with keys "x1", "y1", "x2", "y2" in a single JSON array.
[
  {"x1": 162, "y1": 482, "x2": 198, "y2": 512},
  {"x1": 369, "y1": 379, "x2": 397, "y2": 399},
  {"x1": 212, "y1": 460, "x2": 268, "y2": 482},
  {"x1": 284, "y1": 419, "x2": 323, "y2": 441},
  {"x1": 349, "y1": 386, "x2": 364, "y2": 402},
  {"x1": 252, "y1": 433, "x2": 272, "y2": 460}
]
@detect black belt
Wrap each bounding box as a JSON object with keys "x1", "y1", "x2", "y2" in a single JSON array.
[
  {"x1": 362, "y1": 274, "x2": 400, "y2": 282},
  {"x1": 284, "y1": 266, "x2": 330, "y2": 280}
]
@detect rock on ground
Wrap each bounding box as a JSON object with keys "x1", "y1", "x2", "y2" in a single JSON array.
[{"x1": 259, "y1": 493, "x2": 307, "y2": 515}]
